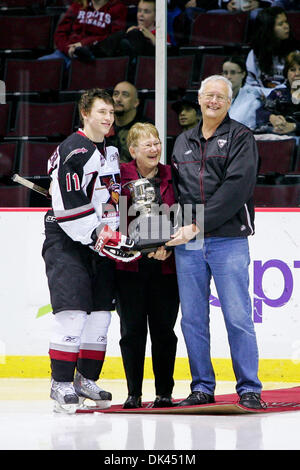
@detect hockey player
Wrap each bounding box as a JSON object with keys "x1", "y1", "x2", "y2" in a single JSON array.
[{"x1": 42, "y1": 88, "x2": 140, "y2": 413}]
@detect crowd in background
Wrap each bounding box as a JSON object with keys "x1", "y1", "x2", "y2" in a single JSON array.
[{"x1": 0, "y1": 0, "x2": 300, "y2": 206}]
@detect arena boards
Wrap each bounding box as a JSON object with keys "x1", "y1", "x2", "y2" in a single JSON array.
[{"x1": 76, "y1": 386, "x2": 300, "y2": 415}]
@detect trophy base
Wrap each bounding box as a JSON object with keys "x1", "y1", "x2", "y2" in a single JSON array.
[
  {"x1": 133, "y1": 239, "x2": 173, "y2": 253},
  {"x1": 129, "y1": 214, "x2": 174, "y2": 253}
]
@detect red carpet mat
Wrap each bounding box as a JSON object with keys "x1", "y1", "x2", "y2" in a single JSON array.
[{"x1": 76, "y1": 386, "x2": 300, "y2": 414}]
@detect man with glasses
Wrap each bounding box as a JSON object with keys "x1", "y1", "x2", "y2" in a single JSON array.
[{"x1": 167, "y1": 75, "x2": 265, "y2": 410}]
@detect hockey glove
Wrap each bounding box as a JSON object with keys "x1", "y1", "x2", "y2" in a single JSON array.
[{"x1": 94, "y1": 225, "x2": 141, "y2": 263}]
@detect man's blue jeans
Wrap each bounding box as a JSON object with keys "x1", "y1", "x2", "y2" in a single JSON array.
[{"x1": 175, "y1": 237, "x2": 262, "y2": 397}]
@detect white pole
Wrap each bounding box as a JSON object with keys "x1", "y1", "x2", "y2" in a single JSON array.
[{"x1": 155, "y1": 0, "x2": 167, "y2": 163}]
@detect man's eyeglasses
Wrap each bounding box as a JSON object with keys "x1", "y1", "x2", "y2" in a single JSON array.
[
  {"x1": 201, "y1": 93, "x2": 228, "y2": 103},
  {"x1": 222, "y1": 70, "x2": 243, "y2": 76}
]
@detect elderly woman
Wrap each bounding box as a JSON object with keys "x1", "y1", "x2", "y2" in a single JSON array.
[
  {"x1": 256, "y1": 50, "x2": 300, "y2": 135},
  {"x1": 115, "y1": 122, "x2": 179, "y2": 409}
]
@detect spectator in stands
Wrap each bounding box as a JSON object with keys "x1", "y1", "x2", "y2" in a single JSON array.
[
  {"x1": 107, "y1": 81, "x2": 151, "y2": 163},
  {"x1": 38, "y1": 0, "x2": 127, "y2": 67},
  {"x1": 273, "y1": 1, "x2": 300, "y2": 10},
  {"x1": 182, "y1": 1, "x2": 273, "y2": 21},
  {"x1": 119, "y1": 0, "x2": 171, "y2": 59},
  {"x1": 222, "y1": 0, "x2": 273, "y2": 18},
  {"x1": 256, "y1": 50, "x2": 300, "y2": 136},
  {"x1": 246, "y1": 6, "x2": 299, "y2": 96},
  {"x1": 222, "y1": 56, "x2": 263, "y2": 129},
  {"x1": 172, "y1": 95, "x2": 200, "y2": 131},
  {"x1": 168, "y1": 1, "x2": 274, "y2": 46}
]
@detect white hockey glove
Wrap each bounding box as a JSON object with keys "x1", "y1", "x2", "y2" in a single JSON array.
[{"x1": 94, "y1": 225, "x2": 141, "y2": 263}]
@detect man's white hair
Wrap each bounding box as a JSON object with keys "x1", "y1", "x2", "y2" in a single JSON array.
[{"x1": 198, "y1": 75, "x2": 233, "y2": 101}]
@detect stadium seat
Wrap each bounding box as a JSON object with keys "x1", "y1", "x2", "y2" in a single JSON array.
[
  {"x1": 0, "y1": 185, "x2": 29, "y2": 207},
  {"x1": 67, "y1": 57, "x2": 129, "y2": 91},
  {"x1": 168, "y1": 56, "x2": 195, "y2": 89},
  {"x1": 0, "y1": 16, "x2": 53, "y2": 52},
  {"x1": 287, "y1": 11, "x2": 300, "y2": 41},
  {"x1": 18, "y1": 141, "x2": 59, "y2": 178},
  {"x1": 134, "y1": 56, "x2": 155, "y2": 90},
  {"x1": 0, "y1": 142, "x2": 18, "y2": 179},
  {"x1": 256, "y1": 139, "x2": 296, "y2": 175},
  {"x1": 189, "y1": 12, "x2": 249, "y2": 47},
  {"x1": 254, "y1": 184, "x2": 300, "y2": 207},
  {"x1": 9, "y1": 102, "x2": 77, "y2": 139},
  {"x1": 0, "y1": 103, "x2": 13, "y2": 137},
  {"x1": 199, "y1": 54, "x2": 227, "y2": 80},
  {"x1": 144, "y1": 100, "x2": 182, "y2": 137},
  {"x1": 135, "y1": 56, "x2": 195, "y2": 91},
  {"x1": 4, "y1": 59, "x2": 64, "y2": 93},
  {"x1": 0, "y1": 0, "x2": 44, "y2": 6}
]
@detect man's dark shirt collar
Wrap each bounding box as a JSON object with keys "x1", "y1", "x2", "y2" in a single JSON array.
[{"x1": 189, "y1": 113, "x2": 231, "y2": 142}]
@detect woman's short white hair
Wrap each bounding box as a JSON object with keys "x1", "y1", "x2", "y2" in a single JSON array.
[{"x1": 198, "y1": 75, "x2": 233, "y2": 101}]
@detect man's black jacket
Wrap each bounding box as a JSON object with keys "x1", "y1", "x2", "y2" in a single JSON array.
[{"x1": 171, "y1": 114, "x2": 259, "y2": 238}]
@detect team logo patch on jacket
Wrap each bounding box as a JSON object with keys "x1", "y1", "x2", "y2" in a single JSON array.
[{"x1": 217, "y1": 139, "x2": 227, "y2": 148}]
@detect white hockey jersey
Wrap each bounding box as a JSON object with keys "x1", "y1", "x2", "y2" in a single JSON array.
[{"x1": 48, "y1": 130, "x2": 120, "y2": 245}]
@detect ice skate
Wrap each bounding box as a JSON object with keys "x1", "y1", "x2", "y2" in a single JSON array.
[
  {"x1": 50, "y1": 379, "x2": 79, "y2": 414},
  {"x1": 74, "y1": 371, "x2": 112, "y2": 410}
]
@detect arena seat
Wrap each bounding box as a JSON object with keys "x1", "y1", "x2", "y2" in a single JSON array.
[
  {"x1": 144, "y1": 100, "x2": 182, "y2": 137},
  {"x1": 0, "y1": 103, "x2": 13, "y2": 137},
  {"x1": 0, "y1": 185, "x2": 29, "y2": 207},
  {"x1": 9, "y1": 102, "x2": 77, "y2": 139},
  {"x1": 67, "y1": 57, "x2": 129, "y2": 91},
  {"x1": 4, "y1": 59, "x2": 64, "y2": 93},
  {"x1": 254, "y1": 184, "x2": 300, "y2": 207},
  {"x1": 0, "y1": 0, "x2": 44, "y2": 6},
  {"x1": 256, "y1": 139, "x2": 296, "y2": 175},
  {"x1": 18, "y1": 141, "x2": 59, "y2": 178},
  {"x1": 0, "y1": 16, "x2": 53, "y2": 52},
  {"x1": 189, "y1": 12, "x2": 249, "y2": 47},
  {"x1": 135, "y1": 56, "x2": 195, "y2": 91},
  {"x1": 199, "y1": 54, "x2": 228, "y2": 80},
  {"x1": 0, "y1": 142, "x2": 18, "y2": 179},
  {"x1": 287, "y1": 11, "x2": 300, "y2": 41}
]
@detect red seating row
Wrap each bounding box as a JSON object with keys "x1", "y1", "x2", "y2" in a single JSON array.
[
  {"x1": 2, "y1": 56, "x2": 196, "y2": 94},
  {"x1": 1, "y1": 182, "x2": 299, "y2": 208},
  {"x1": 0, "y1": 141, "x2": 300, "y2": 207},
  {"x1": 0, "y1": 141, "x2": 58, "y2": 179},
  {"x1": 0, "y1": 102, "x2": 78, "y2": 139},
  {"x1": 254, "y1": 185, "x2": 300, "y2": 207},
  {"x1": 0, "y1": 11, "x2": 299, "y2": 55}
]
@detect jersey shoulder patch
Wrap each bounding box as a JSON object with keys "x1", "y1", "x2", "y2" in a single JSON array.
[{"x1": 59, "y1": 133, "x2": 95, "y2": 167}]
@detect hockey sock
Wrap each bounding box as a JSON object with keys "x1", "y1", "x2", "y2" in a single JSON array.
[
  {"x1": 49, "y1": 310, "x2": 87, "y2": 382},
  {"x1": 77, "y1": 311, "x2": 111, "y2": 380}
]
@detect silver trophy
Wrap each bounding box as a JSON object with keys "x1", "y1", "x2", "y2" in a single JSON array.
[{"x1": 123, "y1": 178, "x2": 174, "y2": 251}]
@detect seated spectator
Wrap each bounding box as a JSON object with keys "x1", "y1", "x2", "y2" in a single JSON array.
[
  {"x1": 38, "y1": 0, "x2": 127, "y2": 67},
  {"x1": 246, "y1": 6, "x2": 299, "y2": 96},
  {"x1": 256, "y1": 50, "x2": 300, "y2": 136},
  {"x1": 272, "y1": 1, "x2": 300, "y2": 10},
  {"x1": 106, "y1": 81, "x2": 152, "y2": 163},
  {"x1": 172, "y1": 95, "x2": 200, "y2": 130},
  {"x1": 120, "y1": 0, "x2": 171, "y2": 59},
  {"x1": 182, "y1": 0, "x2": 273, "y2": 21},
  {"x1": 222, "y1": 56, "x2": 263, "y2": 129},
  {"x1": 222, "y1": 0, "x2": 273, "y2": 19}
]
